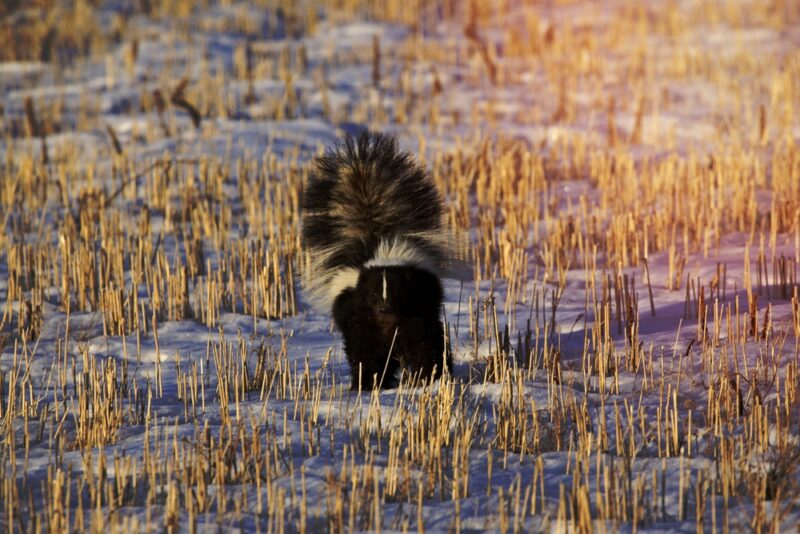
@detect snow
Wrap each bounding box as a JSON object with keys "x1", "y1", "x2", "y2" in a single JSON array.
[{"x1": 2, "y1": 0, "x2": 800, "y2": 532}]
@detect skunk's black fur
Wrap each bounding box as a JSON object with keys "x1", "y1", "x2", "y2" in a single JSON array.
[
  {"x1": 333, "y1": 266, "x2": 447, "y2": 390},
  {"x1": 301, "y1": 131, "x2": 452, "y2": 389}
]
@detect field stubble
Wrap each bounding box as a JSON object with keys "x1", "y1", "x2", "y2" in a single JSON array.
[{"x1": 2, "y1": 0, "x2": 800, "y2": 532}]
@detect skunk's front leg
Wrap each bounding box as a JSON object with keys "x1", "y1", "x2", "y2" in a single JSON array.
[{"x1": 333, "y1": 288, "x2": 398, "y2": 390}]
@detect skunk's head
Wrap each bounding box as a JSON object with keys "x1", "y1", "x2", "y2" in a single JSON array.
[
  {"x1": 357, "y1": 266, "x2": 443, "y2": 324},
  {"x1": 360, "y1": 268, "x2": 411, "y2": 320}
]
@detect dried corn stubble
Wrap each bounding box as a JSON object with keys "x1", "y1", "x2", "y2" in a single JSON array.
[{"x1": 2, "y1": 0, "x2": 800, "y2": 532}]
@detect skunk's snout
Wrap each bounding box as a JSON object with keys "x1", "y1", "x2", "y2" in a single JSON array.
[{"x1": 377, "y1": 305, "x2": 392, "y2": 314}]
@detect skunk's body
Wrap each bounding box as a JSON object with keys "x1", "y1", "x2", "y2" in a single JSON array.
[
  {"x1": 302, "y1": 132, "x2": 451, "y2": 389},
  {"x1": 332, "y1": 266, "x2": 445, "y2": 389}
]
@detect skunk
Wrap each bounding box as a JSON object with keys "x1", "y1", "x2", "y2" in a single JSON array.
[{"x1": 301, "y1": 131, "x2": 452, "y2": 389}]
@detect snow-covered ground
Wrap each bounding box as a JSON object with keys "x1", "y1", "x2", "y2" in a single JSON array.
[{"x1": 2, "y1": 0, "x2": 800, "y2": 531}]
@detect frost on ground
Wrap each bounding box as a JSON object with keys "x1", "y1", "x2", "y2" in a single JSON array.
[{"x1": 1, "y1": 0, "x2": 800, "y2": 532}]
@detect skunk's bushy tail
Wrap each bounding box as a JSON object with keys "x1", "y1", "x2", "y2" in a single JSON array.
[{"x1": 301, "y1": 131, "x2": 450, "y2": 308}]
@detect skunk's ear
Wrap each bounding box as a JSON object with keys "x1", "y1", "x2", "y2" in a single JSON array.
[
  {"x1": 354, "y1": 267, "x2": 371, "y2": 294},
  {"x1": 410, "y1": 269, "x2": 443, "y2": 310},
  {"x1": 332, "y1": 286, "x2": 357, "y2": 328}
]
